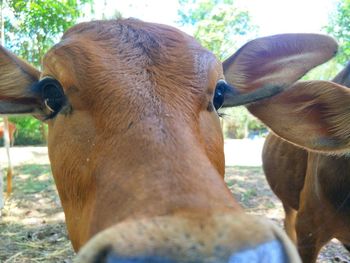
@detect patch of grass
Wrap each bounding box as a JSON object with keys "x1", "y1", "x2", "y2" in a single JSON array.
[
  {"x1": 265, "y1": 201, "x2": 276, "y2": 209},
  {"x1": 16, "y1": 164, "x2": 51, "y2": 177},
  {"x1": 3, "y1": 164, "x2": 53, "y2": 194},
  {"x1": 226, "y1": 179, "x2": 235, "y2": 187},
  {"x1": 241, "y1": 188, "x2": 258, "y2": 202}
]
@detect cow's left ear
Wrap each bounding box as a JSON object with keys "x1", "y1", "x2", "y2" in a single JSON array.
[
  {"x1": 221, "y1": 34, "x2": 338, "y2": 107},
  {"x1": 247, "y1": 80, "x2": 350, "y2": 153}
]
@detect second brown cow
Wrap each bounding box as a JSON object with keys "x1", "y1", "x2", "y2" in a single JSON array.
[{"x1": 251, "y1": 63, "x2": 350, "y2": 263}]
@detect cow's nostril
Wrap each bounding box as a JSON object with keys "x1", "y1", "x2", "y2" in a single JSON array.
[
  {"x1": 92, "y1": 245, "x2": 113, "y2": 263},
  {"x1": 228, "y1": 240, "x2": 288, "y2": 263},
  {"x1": 92, "y1": 247, "x2": 177, "y2": 263}
]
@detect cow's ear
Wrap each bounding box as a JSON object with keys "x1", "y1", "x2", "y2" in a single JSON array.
[
  {"x1": 221, "y1": 34, "x2": 338, "y2": 107},
  {"x1": 247, "y1": 80, "x2": 350, "y2": 153},
  {"x1": 0, "y1": 46, "x2": 42, "y2": 114}
]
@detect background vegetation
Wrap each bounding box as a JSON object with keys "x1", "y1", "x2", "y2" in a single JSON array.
[
  {"x1": 0, "y1": 0, "x2": 349, "y2": 142},
  {"x1": 327, "y1": 0, "x2": 350, "y2": 65}
]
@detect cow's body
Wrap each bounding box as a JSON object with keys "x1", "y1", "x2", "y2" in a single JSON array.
[
  {"x1": 261, "y1": 64, "x2": 350, "y2": 263},
  {"x1": 263, "y1": 134, "x2": 350, "y2": 262},
  {"x1": 0, "y1": 18, "x2": 339, "y2": 262}
]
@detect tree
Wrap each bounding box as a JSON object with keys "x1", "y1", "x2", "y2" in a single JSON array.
[
  {"x1": 5, "y1": 0, "x2": 93, "y2": 67},
  {"x1": 178, "y1": 0, "x2": 262, "y2": 138},
  {"x1": 326, "y1": 0, "x2": 350, "y2": 65},
  {"x1": 178, "y1": 0, "x2": 257, "y2": 60},
  {"x1": 2, "y1": 0, "x2": 93, "y2": 145}
]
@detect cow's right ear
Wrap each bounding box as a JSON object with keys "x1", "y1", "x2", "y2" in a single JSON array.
[
  {"x1": 0, "y1": 46, "x2": 43, "y2": 114},
  {"x1": 247, "y1": 80, "x2": 350, "y2": 154}
]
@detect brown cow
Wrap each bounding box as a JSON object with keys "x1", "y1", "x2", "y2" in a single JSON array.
[
  {"x1": 256, "y1": 63, "x2": 350, "y2": 263},
  {"x1": 0, "y1": 18, "x2": 338, "y2": 262},
  {"x1": 0, "y1": 121, "x2": 16, "y2": 146}
]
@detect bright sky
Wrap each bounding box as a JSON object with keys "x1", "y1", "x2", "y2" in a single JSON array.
[
  {"x1": 237, "y1": 0, "x2": 337, "y2": 36},
  {"x1": 92, "y1": 0, "x2": 338, "y2": 37}
]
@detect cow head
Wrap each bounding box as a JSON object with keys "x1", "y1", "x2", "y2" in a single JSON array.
[{"x1": 0, "y1": 19, "x2": 337, "y2": 262}]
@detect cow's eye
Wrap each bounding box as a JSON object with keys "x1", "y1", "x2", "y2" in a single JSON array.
[
  {"x1": 213, "y1": 80, "x2": 227, "y2": 110},
  {"x1": 32, "y1": 77, "x2": 67, "y2": 119}
]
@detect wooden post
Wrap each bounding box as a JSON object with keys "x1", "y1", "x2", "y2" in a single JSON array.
[
  {"x1": 0, "y1": 1, "x2": 12, "y2": 212},
  {"x1": 0, "y1": 167, "x2": 2, "y2": 213},
  {"x1": 0, "y1": 0, "x2": 4, "y2": 212},
  {"x1": 1, "y1": 1, "x2": 12, "y2": 197}
]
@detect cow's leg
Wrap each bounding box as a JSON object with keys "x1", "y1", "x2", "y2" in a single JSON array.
[
  {"x1": 283, "y1": 203, "x2": 297, "y2": 244},
  {"x1": 342, "y1": 243, "x2": 350, "y2": 253},
  {"x1": 295, "y1": 209, "x2": 330, "y2": 263},
  {"x1": 295, "y1": 211, "x2": 319, "y2": 263}
]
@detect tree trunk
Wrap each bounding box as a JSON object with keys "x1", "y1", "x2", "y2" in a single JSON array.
[
  {"x1": 244, "y1": 120, "x2": 249, "y2": 138},
  {"x1": 3, "y1": 117, "x2": 12, "y2": 196},
  {"x1": 0, "y1": 0, "x2": 4, "y2": 213}
]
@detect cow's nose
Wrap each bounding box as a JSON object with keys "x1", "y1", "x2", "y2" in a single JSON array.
[
  {"x1": 101, "y1": 239, "x2": 287, "y2": 263},
  {"x1": 76, "y1": 212, "x2": 300, "y2": 263}
]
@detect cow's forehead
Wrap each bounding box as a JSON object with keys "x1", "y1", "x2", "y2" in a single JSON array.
[
  {"x1": 44, "y1": 19, "x2": 220, "y2": 78},
  {"x1": 42, "y1": 19, "x2": 222, "y2": 109}
]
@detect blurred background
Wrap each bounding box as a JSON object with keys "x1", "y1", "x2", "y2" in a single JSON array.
[{"x1": 0, "y1": 0, "x2": 347, "y2": 144}]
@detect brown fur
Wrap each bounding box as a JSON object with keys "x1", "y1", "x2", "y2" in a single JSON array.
[
  {"x1": 0, "y1": 18, "x2": 338, "y2": 262},
  {"x1": 260, "y1": 64, "x2": 350, "y2": 262}
]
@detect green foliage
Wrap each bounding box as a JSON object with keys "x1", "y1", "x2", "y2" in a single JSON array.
[
  {"x1": 9, "y1": 164, "x2": 52, "y2": 193},
  {"x1": 326, "y1": 0, "x2": 350, "y2": 65},
  {"x1": 4, "y1": 0, "x2": 93, "y2": 66},
  {"x1": 178, "y1": 0, "x2": 258, "y2": 60},
  {"x1": 220, "y1": 107, "x2": 265, "y2": 139},
  {"x1": 9, "y1": 116, "x2": 46, "y2": 145},
  {"x1": 241, "y1": 188, "x2": 257, "y2": 203}
]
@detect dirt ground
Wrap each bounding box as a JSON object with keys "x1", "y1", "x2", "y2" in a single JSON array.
[
  {"x1": 0, "y1": 146, "x2": 349, "y2": 262},
  {"x1": 0, "y1": 163, "x2": 74, "y2": 262}
]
